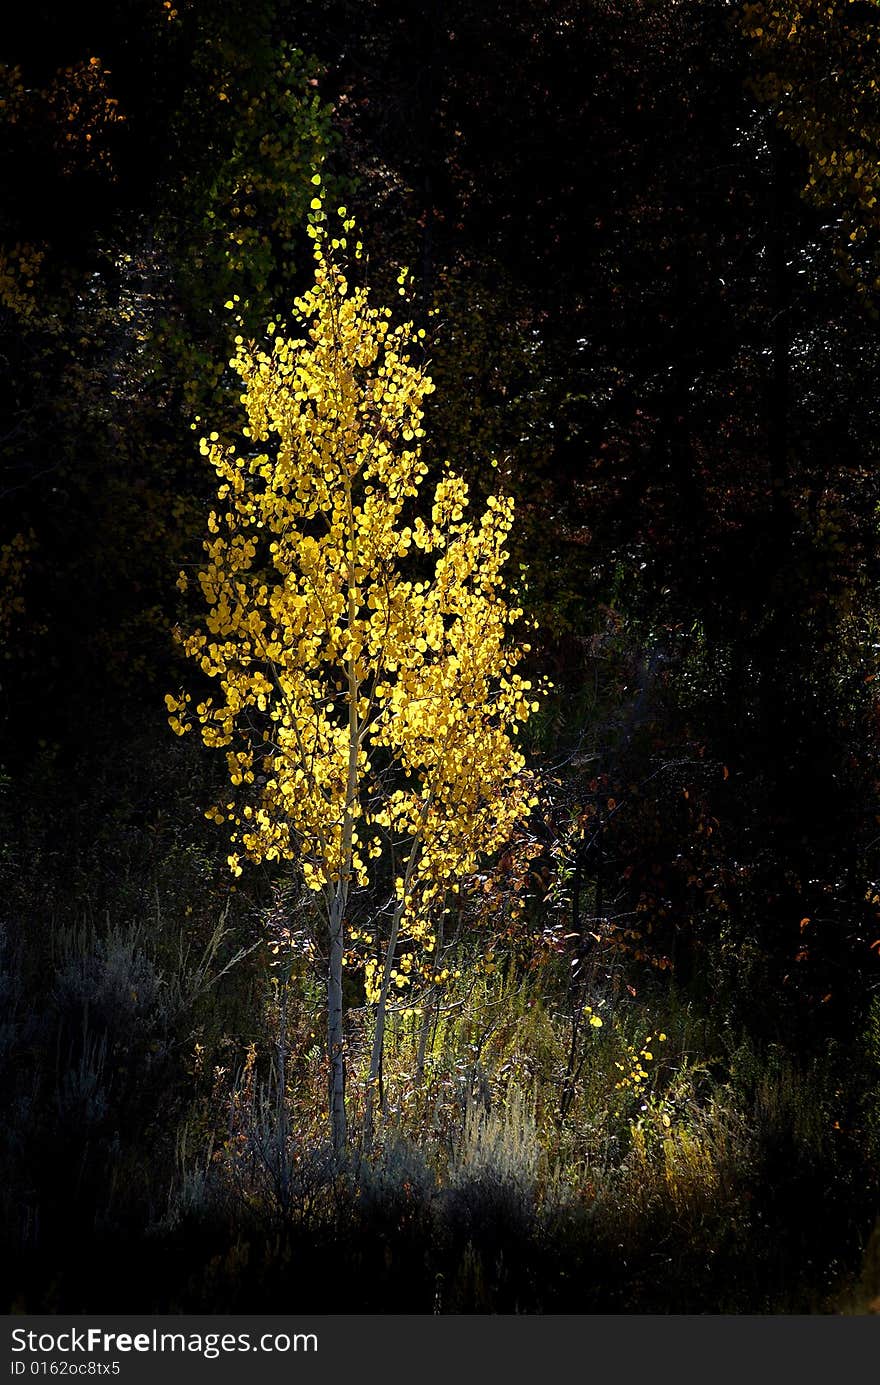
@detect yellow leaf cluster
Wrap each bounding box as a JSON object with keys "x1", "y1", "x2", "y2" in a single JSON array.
[
  {"x1": 0, "y1": 243, "x2": 46, "y2": 320},
  {"x1": 172, "y1": 210, "x2": 542, "y2": 946}
]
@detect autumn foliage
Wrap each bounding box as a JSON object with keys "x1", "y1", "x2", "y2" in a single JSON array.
[{"x1": 169, "y1": 199, "x2": 541, "y2": 1143}]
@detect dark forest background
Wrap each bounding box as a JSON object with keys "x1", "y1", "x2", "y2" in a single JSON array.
[{"x1": 4, "y1": 0, "x2": 880, "y2": 1313}]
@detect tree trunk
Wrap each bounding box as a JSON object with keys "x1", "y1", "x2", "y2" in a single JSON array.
[
  {"x1": 327, "y1": 889, "x2": 347, "y2": 1155},
  {"x1": 364, "y1": 824, "x2": 429, "y2": 1139},
  {"x1": 415, "y1": 911, "x2": 443, "y2": 1090},
  {"x1": 276, "y1": 977, "x2": 290, "y2": 1209},
  {"x1": 363, "y1": 900, "x2": 402, "y2": 1139}
]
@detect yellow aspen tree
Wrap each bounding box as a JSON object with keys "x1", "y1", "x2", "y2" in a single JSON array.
[{"x1": 167, "y1": 197, "x2": 541, "y2": 1152}]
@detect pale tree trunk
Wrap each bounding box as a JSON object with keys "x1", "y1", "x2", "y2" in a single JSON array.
[
  {"x1": 364, "y1": 899, "x2": 403, "y2": 1137},
  {"x1": 276, "y1": 978, "x2": 291, "y2": 1208},
  {"x1": 364, "y1": 831, "x2": 430, "y2": 1137},
  {"x1": 415, "y1": 911, "x2": 443, "y2": 1089},
  {"x1": 327, "y1": 887, "x2": 347, "y2": 1154},
  {"x1": 414, "y1": 990, "x2": 433, "y2": 1092},
  {"x1": 323, "y1": 474, "x2": 361, "y2": 1156}
]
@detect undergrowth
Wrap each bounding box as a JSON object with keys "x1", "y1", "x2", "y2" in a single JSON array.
[{"x1": 2, "y1": 739, "x2": 879, "y2": 1313}]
